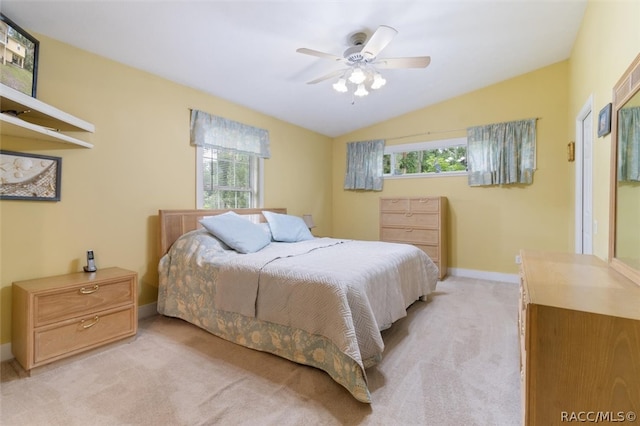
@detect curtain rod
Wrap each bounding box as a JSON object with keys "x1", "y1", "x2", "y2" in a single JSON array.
[
  {"x1": 383, "y1": 117, "x2": 541, "y2": 142},
  {"x1": 385, "y1": 128, "x2": 466, "y2": 141}
]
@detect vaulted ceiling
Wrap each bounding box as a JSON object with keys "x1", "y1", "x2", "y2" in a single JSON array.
[{"x1": 2, "y1": 1, "x2": 587, "y2": 137}]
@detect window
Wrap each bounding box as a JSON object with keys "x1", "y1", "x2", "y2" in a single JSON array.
[
  {"x1": 191, "y1": 110, "x2": 269, "y2": 209},
  {"x1": 196, "y1": 146, "x2": 262, "y2": 209},
  {"x1": 383, "y1": 137, "x2": 467, "y2": 178}
]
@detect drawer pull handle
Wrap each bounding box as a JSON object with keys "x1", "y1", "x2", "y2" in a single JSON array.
[
  {"x1": 391, "y1": 199, "x2": 399, "y2": 203},
  {"x1": 81, "y1": 316, "x2": 100, "y2": 329},
  {"x1": 405, "y1": 213, "x2": 413, "y2": 217},
  {"x1": 79, "y1": 285, "x2": 99, "y2": 294},
  {"x1": 405, "y1": 228, "x2": 414, "y2": 232}
]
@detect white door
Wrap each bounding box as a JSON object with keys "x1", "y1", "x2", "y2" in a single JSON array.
[{"x1": 575, "y1": 98, "x2": 593, "y2": 254}]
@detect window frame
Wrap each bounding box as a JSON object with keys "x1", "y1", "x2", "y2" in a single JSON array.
[
  {"x1": 383, "y1": 137, "x2": 468, "y2": 179},
  {"x1": 195, "y1": 146, "x2": 264, "y2": 209}
]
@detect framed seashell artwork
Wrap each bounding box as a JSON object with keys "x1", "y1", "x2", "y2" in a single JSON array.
[{"x1": 0, "y1": 150, "x2": 61, "y2": 201}]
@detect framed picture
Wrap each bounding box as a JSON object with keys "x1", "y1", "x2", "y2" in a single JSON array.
[
  {"x1": 0, "y1": 14, "x2": 39, "y2": 97},
  {"x1": 0, "y1": 150, "x2": 61, "y2": 201},
  {"x1": 598, "y1": 103, "x2": 612, "y2": 137}
]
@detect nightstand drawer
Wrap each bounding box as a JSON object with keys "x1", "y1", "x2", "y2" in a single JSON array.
[
  {"x1": 34, "y1": 277, "x2": 135, "y2": 327},
  {"x1": 34, "y1": 306, "x2": 136, "y2": 364}
]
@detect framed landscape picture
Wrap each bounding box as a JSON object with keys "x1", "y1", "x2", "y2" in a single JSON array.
[
  {"x1": 0, "y1": 150, "x2": 61, "y2": 201},
  {"x1": 598, "y1": 103, "x2": 612, "y2": 137},
  {"x1": 0, "y1": 14, "x2": 39, "y2": 97}
]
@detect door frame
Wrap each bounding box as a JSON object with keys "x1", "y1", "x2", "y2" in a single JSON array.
[{"x1": 575, "y1": 95, "x2": 594, "y2": 254}]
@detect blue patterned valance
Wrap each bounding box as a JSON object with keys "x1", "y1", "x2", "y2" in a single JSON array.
[{"x1": 190, "y1": 109, "x2": 270, "y2": 158}]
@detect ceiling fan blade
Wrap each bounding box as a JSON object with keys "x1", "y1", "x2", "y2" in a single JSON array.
[
  {"x1": 306, "y1": 69, "x2": 348, "y2": 84},
  {"x1": 362, "y1": 25, "x2": 398, "y2": 60},
  {"x1": 376, "y1": 56, "x2": 431, "y2": 69},
  {"x1": 296, "y1": 48, "x2": 343, "y2": 62}
]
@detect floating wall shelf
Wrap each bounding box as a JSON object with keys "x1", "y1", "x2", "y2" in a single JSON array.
[{"x1": 0, "y1": 83, "x2": 95, "y2": 148}]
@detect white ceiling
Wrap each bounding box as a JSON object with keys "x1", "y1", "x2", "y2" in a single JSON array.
[{"x1": 2, "y1": 0, "x2": 587, "y2": 137}]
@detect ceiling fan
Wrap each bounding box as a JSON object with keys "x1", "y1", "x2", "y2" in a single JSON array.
[{"x1": 296, "y1": 25, "x2": 431, "y2": 97}]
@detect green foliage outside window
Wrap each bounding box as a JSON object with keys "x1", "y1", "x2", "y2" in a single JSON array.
[
  {"x1": 383, "y1": 146, "x2": 467, "y2": 175},
  {"x1": 202, "y1": 147, "x2": 254, "y2": 209}
]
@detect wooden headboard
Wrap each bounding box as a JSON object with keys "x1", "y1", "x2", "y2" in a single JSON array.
[{"x1": 158, "y1": 208, "x2": 287, "y2": 256}]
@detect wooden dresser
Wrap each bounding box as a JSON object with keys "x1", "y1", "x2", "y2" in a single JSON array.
[
  {"x1": 519, "y1": 250, "x2": 640, "y2": 425},
  {"x1": 12, "y1": 267, "x2": 138, "y2": 372},
  {"x1": 380, "y1": 196, "x2": 447, "y2": 279}
]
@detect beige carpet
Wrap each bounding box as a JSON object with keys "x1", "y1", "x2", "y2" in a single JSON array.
[{"x1": 0, "y1": 277, "x2": 521, "y2": 425}]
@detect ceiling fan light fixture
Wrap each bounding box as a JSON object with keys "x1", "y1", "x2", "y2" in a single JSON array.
[
  {"x1": 371, "y1": 72, "x2": 386, "y2": 89},
  {"x1": 354, "y1": 84, "x2": 369, "y2": 97},
  {"x1": 332, "y1": 78, "x2": 348, "y2": 93},
  {"x1": 298, "y1": 24, "x2": 431, "y2": 101},
  {"x1": 348, "y1": 67, "x2": 366, "y2": 85}
]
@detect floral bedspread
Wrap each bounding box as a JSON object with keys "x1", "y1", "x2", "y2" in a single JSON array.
[{"x1": 157, "y1": 230, "x2": 439, "y2": 402}]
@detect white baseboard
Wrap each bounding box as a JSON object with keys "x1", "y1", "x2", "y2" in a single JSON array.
[
  {"x1": 1, "y1": 341, "x2": 13, "y2": 363},
  {"x1": 138, "y1": 301, "x2": 158, "y2": 320},
  {"x1": 1, "y1": 302, "x2": 159, "y2": 362},
  {"x1": 447, "y1": 268, "x2": 519, "y2": 284}
]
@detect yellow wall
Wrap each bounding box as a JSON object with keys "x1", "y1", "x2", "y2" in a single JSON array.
[
  {"x1": 332, "y1": 61, "x2": 571, "y2": 274},
  {"x1": 331, "y1": 0, "x2": 640, "y2": 275},
  {"x1": 567, "y1": 0, "x2": 640, "y2": 261},
  {"x1": 0, "y1": 35, "x2": 333, "y2": 345},
  {"x1": 2, "y1": 0, "x2": 639, "y2": 348}
]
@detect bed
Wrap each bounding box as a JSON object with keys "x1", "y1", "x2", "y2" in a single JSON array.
[{"x1": 156, "y1": 208, "x2": 439, "y2": 403}]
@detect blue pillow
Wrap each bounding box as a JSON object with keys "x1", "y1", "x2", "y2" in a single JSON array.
[
  {"x1": 199, "y1": 212, "x2": 270, "y2": 253},
  {"x1": 258, "y1": 223, "x2": 273, "y2": 241},
  {"x1": 263, "y1": 211, "x2": 314, "y2": 242}
]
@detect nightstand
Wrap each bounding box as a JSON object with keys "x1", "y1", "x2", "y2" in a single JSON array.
[{"x1": 12, "y1": 267, "x2": 138, "y2": 372}]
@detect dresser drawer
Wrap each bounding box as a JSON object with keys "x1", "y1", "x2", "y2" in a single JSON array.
[
  {"x1": 34, "y1": 277, "x2": 135, "y2": 327},
  {"x1": 409, "y1": 198, "x2": 440, "y2": 212},
  {"x1": 381, "y1": 227, "x2": 439, "y2": 244},
  {"x1": 414, "y1": 244, "x2": 439, "y2": 261},
  {"x1": 34, "y1": 306, "x2": 136, "y2": 365},
  {"x1": 380, "y1": 212, "x2": 439, "y2": 228},
  {"x1": 380, "y1": 198, "x2": 410, "y2": 212}
]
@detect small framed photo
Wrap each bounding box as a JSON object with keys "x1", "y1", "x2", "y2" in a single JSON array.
[
  {"x1": 598, "y1": 103, "x2": 612, "y2": 137},
  {"x1": 0, "y1": 14, "x2": 39, "y2": 97},
  {"x1": 0, "y1": 150, "x2": 62, "y2": 201}
]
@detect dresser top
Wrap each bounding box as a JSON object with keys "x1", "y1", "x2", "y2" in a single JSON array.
[{"x1": 520, "y1": 250, "x2": 640, "y2": 321}]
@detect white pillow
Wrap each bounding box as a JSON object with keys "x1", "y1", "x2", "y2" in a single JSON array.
[
  {"x1": 199, "y1": 212, "x2": 270, "y2": 253},
  {"x1": 263, "y1": 211, "x2": 314, "y2": 242}
]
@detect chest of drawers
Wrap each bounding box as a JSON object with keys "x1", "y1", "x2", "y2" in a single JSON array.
[
  {"x1": 380, "y1": 196, "x2": 447, "y2": 279},
  {"x1": 12, "y1": 267, "x2": 138, "y2": 371}
]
